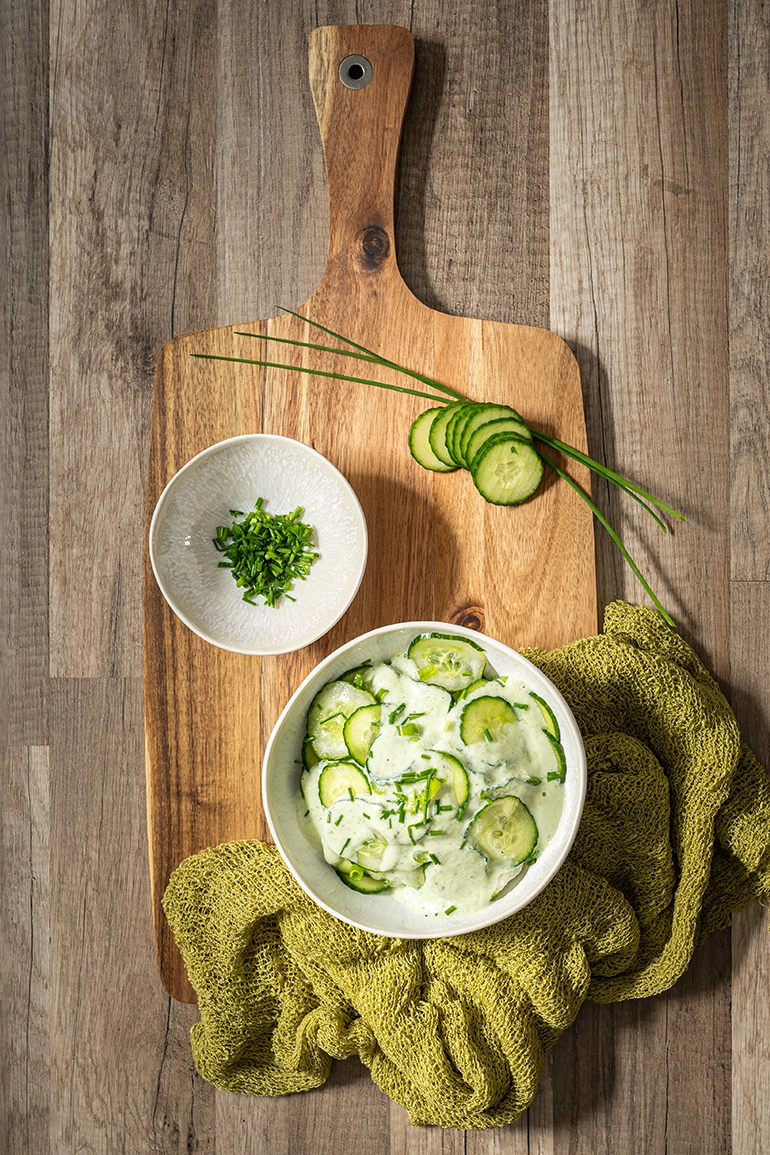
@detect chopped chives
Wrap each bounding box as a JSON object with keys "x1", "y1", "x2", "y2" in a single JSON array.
[
  {"x1": 445, "y1": 906, "x2": 457, "y2": 915},
  {"x1": 335, "y1": 815, "x2": 343, "y2": 825},
  {"x1": 340, "y1": 838, "x2": 351, "y2": 853},
  {"x1": 397, "y1": 769, "x2": 434, "y2": 783},
  {"x1": 212, "y1": 498, "x2": 318, "y2": 607},
  {"x1": 398, "y1": 722, "x2": 420, "y2": 737}
]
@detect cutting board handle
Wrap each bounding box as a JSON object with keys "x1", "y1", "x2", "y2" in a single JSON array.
[{"x1": 309, "y1": 25, "x2": 414, "y2": 288}]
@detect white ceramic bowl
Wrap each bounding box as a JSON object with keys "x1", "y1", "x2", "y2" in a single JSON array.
[
  {"x1": 263, "y1": 621, "x2": 587, "y2": 938},
  {"x1": 149, "y1": 435, "x2": 367, "y2": 655}
]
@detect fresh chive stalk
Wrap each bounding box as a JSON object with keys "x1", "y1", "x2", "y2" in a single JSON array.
[
  {"x1": 541, "y1": 455, "x2": 676, "y2": 628},
  {"x1": 191, "y1": 352, "x2": 446, "y2": 403}
]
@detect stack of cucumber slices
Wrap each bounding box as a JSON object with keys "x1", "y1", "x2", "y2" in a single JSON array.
[
  {"x1": 409, "y1": 402, "x2": 544, "y2": 505},
  {"x1": 299, "y1": 632, "x2": 568, "y2": 915}
]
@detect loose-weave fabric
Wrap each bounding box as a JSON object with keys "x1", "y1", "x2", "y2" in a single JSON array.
[{"x1": 163, "y1": 602, "x2": 770, "y2": 1129}]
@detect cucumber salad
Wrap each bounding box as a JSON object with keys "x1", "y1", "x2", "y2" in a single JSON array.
[{"x1": 298, "y1": 632, "x2": 568, "y2": 918}]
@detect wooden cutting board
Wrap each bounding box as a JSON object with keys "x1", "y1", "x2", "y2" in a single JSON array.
[{"x1": 144, "y1": 23, "x2": 597, "y2": 1003}]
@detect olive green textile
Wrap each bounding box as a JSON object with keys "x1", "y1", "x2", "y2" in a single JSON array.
[{"x1": 163, "y1": 602, "x2": 770, "y2": 1129}]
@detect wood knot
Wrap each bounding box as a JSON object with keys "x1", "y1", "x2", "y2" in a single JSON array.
[
  {"x1": 359, "y1": 226, "x2": 390, "y2": 268},
  {"x1": 450, "y1": 604, "x2": 485, "y2": 632}
]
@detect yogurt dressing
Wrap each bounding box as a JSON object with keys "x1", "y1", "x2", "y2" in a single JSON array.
[{"x1": 299, "y1": 649, "x2": 566, "y2": 917}]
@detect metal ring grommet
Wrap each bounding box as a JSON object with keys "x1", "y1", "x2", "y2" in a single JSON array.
[{"x1": 339, "y1": 54, "x2": 373, "y2": 90}]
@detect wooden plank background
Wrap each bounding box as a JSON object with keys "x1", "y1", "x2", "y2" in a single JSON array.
[{"x1": 2, "y1": 0, "x2": 768, "y2": 1151}]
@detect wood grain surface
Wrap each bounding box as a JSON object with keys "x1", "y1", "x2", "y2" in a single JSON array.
[
  {"x1": 3, "y1": 0, "x2": 769, "y2": 1151},
  {"x1": 144, "y1": 21, "x2": 596, "y2": 1002}
]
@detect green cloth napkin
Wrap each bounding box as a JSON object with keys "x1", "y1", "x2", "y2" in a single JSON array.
[{"x1": 163, "y1": 602, "x2": 770, "y2": 1130}]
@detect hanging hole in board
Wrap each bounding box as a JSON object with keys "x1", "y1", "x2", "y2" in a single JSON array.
[{"x1": 339, "y1": 54, "x2": 373, "y2": 90}]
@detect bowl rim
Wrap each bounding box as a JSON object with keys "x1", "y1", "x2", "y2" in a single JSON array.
[
  {"x1": 148, "y1": 432, "x2": 368, "y2": 655},
  {"x1": 263, "y1": 619, "x2": 587, "y2": 938}
]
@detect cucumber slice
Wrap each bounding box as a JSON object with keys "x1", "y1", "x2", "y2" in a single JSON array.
[
  {"x1": 302, "y1": 737, "x2": 319, "y2": 771},
  {"x1": 343, "y1": 703, "x2": 382, "y2": 765},
  {"x1": 468, "y1": 796, "x2": 538, "y2": 864},
  {"x1": 311, "y1": 713, "x2": 348, "y2": 760},
  {"x1": 466, "y1": 416, "x2": 533, "y2": 469},
  {"x1": 445, "y1": 402, "x2": 479, "y2": 467},
  {"x1": 456, "y1": 676, "x2": 490, "y2": 700},
  {"x1": 446, "y1": 402, "x2": 477, "y2": 466},
  {"x1": 544, "y1": 731, "x2": 567, "y2": 783},
  {"x1": 529, "y1": 691, "x2": 560, "y2": 741},
  {"x1": 339, "y1": 663, "x2": 377, "y2": 691},
  {"x1": 432, "y1": 751, "x2": 470, "y2": 809},
  {"x1": 460, "y1": 695, "x2": 518, "y2": 744},
  {"x1": 356, "y1": 837, "x2": 388, "y2": 870},
  {"x1": 471, "y1": 434, "x2": 544, "y2": 506},
  {"x1": 428, "y1": 401, "x2": 467, "y2": 467},
  {"x1": 318, "y1": 760, "x2": 371, "y2": 807},
  {"x1": 407, "y1": 632, "x2": 487, "y2": 691},
  {"x1": 451, "y1": 402, "x2": 496, "y2": 467},
  {"x1": 307, "y1": 680, "x2": 376, "y2": 759},
  {"x1": 409, "y1": 407, "x2": 458, "y2": 473},
  {"x1": 459, "y1": 404, "x2": 530, "y2": 465},
  {"x1": 335, "y1": 866, "x2": 390, "y2": 893}
]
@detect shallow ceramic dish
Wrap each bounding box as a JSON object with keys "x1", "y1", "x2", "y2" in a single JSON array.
[
  {"x1": 149, "y1": 434, "x2": 368, "y2": 655},
  {"x1": 263, "y1": 621, "x2": 587, "y2": 938}
]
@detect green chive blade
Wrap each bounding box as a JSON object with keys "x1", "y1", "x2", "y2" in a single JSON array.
[{"x1": 540, "y1": 453, "x2": 676, "y2": 627}]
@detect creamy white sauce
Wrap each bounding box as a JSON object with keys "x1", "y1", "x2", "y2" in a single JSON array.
[{"x1": 298, "y1": 650, "x2": 566, "y2": 918}]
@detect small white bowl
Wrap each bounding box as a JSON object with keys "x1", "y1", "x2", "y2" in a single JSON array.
[
  {"x1": 263, "y1": 621, "x2": 587, "y2": 938},
  {"x1": 149, "y1": 435, "x2": 368, "y2": 655}
]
